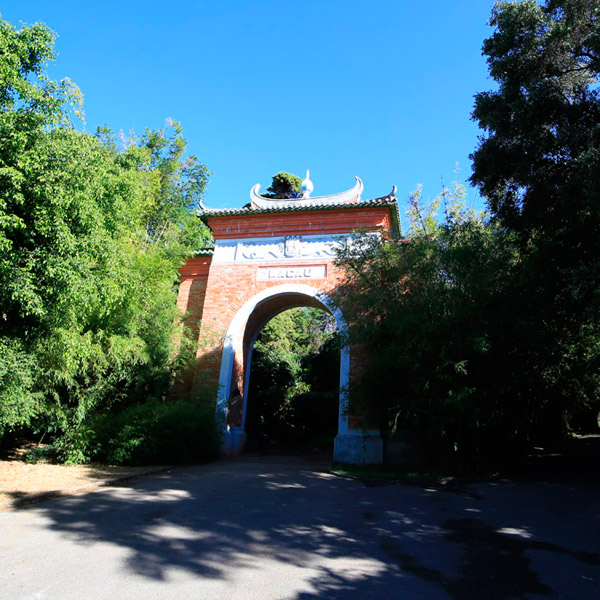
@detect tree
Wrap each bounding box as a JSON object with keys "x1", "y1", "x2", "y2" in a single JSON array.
[
  {"x1": 262, "y1": 172, "x2": 302, "y2": 199},
  {"x1": 335, "y1": 184, "x2": 525, "y2": 473},
  {"x1": 472, "y1": 0, "x2": 600, "y2": 237},
  {"x1": 470, "y1": 0, "x2": 600, "y2": 437},
  {"x1": 0, "y1": 18, "x2": 75, "y2": 434},
  {"x1": 117, "y1": 120, "x2": 211, "y2": 254},
  {"x1": 471, "y1": 0, "x2": 600, "y2": 313},
  {"x1": 0, "y1": 18, "x2": 215, "y2": 461}
]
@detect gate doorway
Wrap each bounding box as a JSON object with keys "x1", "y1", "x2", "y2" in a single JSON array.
[
  {"x1": 215, "y1": 284, "x2": 350, "y2": 459},
  {"x1": 244, "y1": 307, "x2": 340, "y2": 455}
]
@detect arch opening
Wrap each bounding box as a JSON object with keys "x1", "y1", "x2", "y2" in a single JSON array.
[
  {"x1": 215, "y1": 284, "x2": 350, "y2": 457},
  {"x1": 244, "y1": 306, "x2": 340, "y2": 455}
]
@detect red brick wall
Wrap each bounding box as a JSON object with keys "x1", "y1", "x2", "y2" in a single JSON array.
[
  {"x1": 170, "y1": 257, "x2": 211, "y2": 400},
  {"x1": 176, "y1": 205, "x2": 395, "y2": 428},
  {"x1": 207, "y1": 206, "x2": 392, "y2": 239},
  {"x1": 188, "y1": 260, "x2": 347, "y2": 404}
]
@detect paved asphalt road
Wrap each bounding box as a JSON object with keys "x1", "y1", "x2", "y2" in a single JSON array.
[{"x1": 0, "y1": 455, "x2": 599, "y2": 599}]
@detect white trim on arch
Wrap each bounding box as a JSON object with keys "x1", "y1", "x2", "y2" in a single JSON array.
[{"x1": 214, "y1": 283, "x2": 350, "y2": 440}]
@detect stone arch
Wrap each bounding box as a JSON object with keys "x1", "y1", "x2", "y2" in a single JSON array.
[{"x1": 215, "y1": 284, "x2": 350, "y2": 456}]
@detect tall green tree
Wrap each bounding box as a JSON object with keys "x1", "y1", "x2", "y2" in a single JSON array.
[
  {"x1": 0, "y1": 18, "x2": 76, "y2": 432},
  {"x1": 470, "y1": 0, "x2": 600, "y2": 437},
  {"x1": 0, "y1": 18, "x2": 213, "y2": 458},
  {"x1": 471, "y1": 0, "x2": 600, "y2": 313},
  {"x1": 472, "y1": 0, "x2": 600, "y2": 236}
]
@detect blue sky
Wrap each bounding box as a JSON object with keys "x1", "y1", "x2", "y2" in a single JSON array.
[{"x1": 3, "y1": 1, "x2": 497, "y2": 223}]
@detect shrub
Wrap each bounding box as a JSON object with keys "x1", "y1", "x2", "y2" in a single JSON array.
[{"x1": 54, "y1": 400, "x2": 219, "y2": 465}]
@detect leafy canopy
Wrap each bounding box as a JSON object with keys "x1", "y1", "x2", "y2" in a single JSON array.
[
  {"x1": 471, "y1": 0, "x2": 600, "y2": 439},
  {"x1": 335, "y1": 184, "x2": 522, "y2": 473},
  {"x1": 471, "y1": 0, "x2": 600, "y2": 238},
  {"x1": 0, "y1": 17, "x2": 214, "y2": 461},
  {"x1": 262, "y1": 172, "x2": 302, "y2": 199}
]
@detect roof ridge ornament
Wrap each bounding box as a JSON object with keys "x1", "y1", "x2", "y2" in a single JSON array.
[
  {"x1": 250, "y1": 176, "x2": 364, "y2": 209},
  {"x1": 301, "y1": 170, "x2": 314, "y2": 199}
]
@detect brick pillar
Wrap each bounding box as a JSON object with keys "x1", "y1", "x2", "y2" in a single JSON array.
[{"x1": 170, "y1": 257, "x2": 211, "y2": 401}]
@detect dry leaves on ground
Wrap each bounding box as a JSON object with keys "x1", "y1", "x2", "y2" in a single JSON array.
[{"x1": 0, "y1": 459, "x2": 161, "y2": 506}]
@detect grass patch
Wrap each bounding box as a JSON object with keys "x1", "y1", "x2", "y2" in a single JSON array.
[{"x1": 332, "y1": 463, "x2": 442, "y2": 481}]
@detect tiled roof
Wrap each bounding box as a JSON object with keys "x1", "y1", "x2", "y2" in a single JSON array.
[
  {"x1": 193, "y1": 247, "x2": 215, "y2": 256},
  {"x1": 198, "y1": 196, "x2": 402, "y2": 237}
]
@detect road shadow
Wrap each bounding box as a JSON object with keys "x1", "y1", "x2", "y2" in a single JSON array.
[{"x1": 11, "y1": 456, "x2": 600, "y2": 599}]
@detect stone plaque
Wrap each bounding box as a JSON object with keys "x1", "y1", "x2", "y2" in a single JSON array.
[{"x1": 256, "y1": 265, "x2": 327, "y2": 281}]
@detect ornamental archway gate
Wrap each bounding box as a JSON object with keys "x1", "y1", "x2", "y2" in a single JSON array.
[{"x1": 173, "y1": 175, "x2": 400, "y2": 464}]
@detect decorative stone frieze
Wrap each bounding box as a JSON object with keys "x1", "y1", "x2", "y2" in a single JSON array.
[{"x1": 212, "y1": 234, "x2": 347, "y2": 264}]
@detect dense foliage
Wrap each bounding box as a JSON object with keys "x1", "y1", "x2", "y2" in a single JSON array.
[
  {"x1": 470, "y1": 0, "x2": 600, "y2": 438},
  {"x1": 262, "y1": 172, "x2": 303, "y2": 199},
  {"x1": 335, "y1": 187, "x2": 516, "y2": 472},
  {"x1": 0, "y1": 18, "x2": 217, "y2": 463},
  {"x1": 335, "y1": 0, "x2": 600, "y2": 474}
]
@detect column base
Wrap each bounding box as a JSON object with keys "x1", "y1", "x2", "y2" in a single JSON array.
[
  {"x1": 221, "y1": 427, "x2": 248, "y2": 456},
  {"x1": 334, "y1": 431, "x2": 383, "y2": 465}
]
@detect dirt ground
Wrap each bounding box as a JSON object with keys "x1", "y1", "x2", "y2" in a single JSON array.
[{"x1": 0, "y1": 449, "x2": 163, "y2": 507}]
